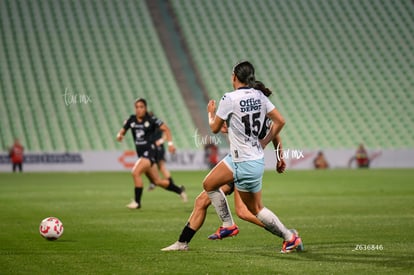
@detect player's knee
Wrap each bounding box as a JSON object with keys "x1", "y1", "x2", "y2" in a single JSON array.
[
  {"x1": 131, "y1": 168, "x2": 142, "y2": 178},
  {"x1": 195, "y1": 192, "x2": 211, "y2": 209},
  {"x1": 202, "y1": 179, "x2": 213, "y2": 192}
]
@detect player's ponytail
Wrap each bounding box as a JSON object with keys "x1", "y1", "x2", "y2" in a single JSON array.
[
  {"x1": 233, "y1": 61, "x2": 256, "y2": 87},
  {"x1": 254, "y1": 80, "x2": 272, "y2": 97}
]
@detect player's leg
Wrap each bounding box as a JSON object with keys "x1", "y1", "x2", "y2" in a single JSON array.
[
  {"x1": 147, "y1": 161, "x2": 169, "y2": 191},
  {"x1": 149, "y1": 146, "x2": 169, "y2": 191},
  {"x1": 146, "y1": 164, "x2": 187, "y2": 202},
  {"x1": 146, "y1": 172, "x2": 156, "y2": 191},
  {"x1": 161, "y1": 155, "x2": 234, "y2": 251},
  {"x1": 156, "y1": 160, "x2": 181, "y2": 194},
  {"x1": 157, "y1": 160, "x2": 171, "y2": 179},
  {"x1": 234, "y1": 188, "x2": 302, "y2": 250},
  {"x1": 203, "y1": 156, "x2": 238, "y2": 238},
  {"x1": 234, "y1": 159, "x2": 290, "y2": 237},
  {"x1": 161, "y1": 185, "x2": 234, "y2": 251},
  {"x1": 188, "y1": 184, "x2": 233, "y2": 232},
  {"x1": 234, "y1": 158, "x2": 302, "y2": 252},
  {"x1": 237, "y1": 189, "x2": 301, "y2": 253},
  {"x1": 127, "y1": 158, "x2": 151, "y2": 209},
  {"x1": 233, "y1": 189, "x2": 264, "y2": 227},
  {"x1": 161, "y1": 191, "x2": 211, "y2": 251}
]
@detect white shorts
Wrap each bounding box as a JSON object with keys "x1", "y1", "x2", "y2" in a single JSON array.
[{"x1": 223, "y1": 155, "x2": 264, "y2": 193}]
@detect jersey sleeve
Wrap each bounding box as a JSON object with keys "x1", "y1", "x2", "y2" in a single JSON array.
[
  {"x1": 263, "y1": 95, "x2": 276, "y2": 113},
  {"x1": 122, "y1": 115, "x2": 134, "y2": 131},
  {"x1": 215, "y1": 93, "x2": 233, "y2": 120},
  {"x1": 151, "y1": 116, "x2": 164, "y2": 128}
]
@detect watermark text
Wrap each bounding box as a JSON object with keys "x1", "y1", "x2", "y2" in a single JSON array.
[
  {"x1": 193, "y1": 129, "x2": 222, "y2": 148},
  {"x1": 63, "y1": 87, "x2": 92, "y2": 106},
  {"x1": 352, "y1": 244, "x2": 384, "y2": 251},
  {"x1": 275, "y1": 142, "x2": 304, "y2": 161}
]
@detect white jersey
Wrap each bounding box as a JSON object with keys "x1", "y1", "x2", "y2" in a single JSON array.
[{"x1": 216, "y1": 88, "x2": 275, "y2": 162}]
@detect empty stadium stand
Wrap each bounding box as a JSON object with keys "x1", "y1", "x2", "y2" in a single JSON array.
[
  {"x1": 171, "y1": 0, "x2": 414, "y2": 149},
  {"x1": 0, "y1": 0, "x2": 197, "y2": 151},
  {"x1": 0, "y1": 0, "x2": 413, "y2": 151}
]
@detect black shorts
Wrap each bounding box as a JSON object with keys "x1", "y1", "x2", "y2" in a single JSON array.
[
  {"x1": 136, "y1": 145, "x2": 157, "y2": 165},
  {"x1": 155, "y1": 144, "x2": 166, "y2": 163}
]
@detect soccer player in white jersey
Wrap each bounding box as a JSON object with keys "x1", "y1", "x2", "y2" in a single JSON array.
[
  {"x1": 205, "y1": 61, "x2": 303, "y2": 253},
  {"x1": 161, "y1": 81, "x2": 291, "y2": 252}
]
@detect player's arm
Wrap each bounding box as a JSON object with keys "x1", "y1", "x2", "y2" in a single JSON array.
[
  {"x1": 207, "y1": 100, "x2": 225, "y2": 134},
  {"x1": 258, "y1": 122, "x2": 286, "y2": 174},
  {"x1": 116, "y1": 128, "x2": 126, "y2": 142},
  {"x1": 159, "y1": 123, "x2": 176, "y2": 153},
  {"x1": 155, "y1": 132, "x2": 166, "y2": 146},
  {"x1": 272, "y1": 134, "x2": 286, "y2": 173},
  {"x1": 266, "y1": 108, "x2": 285, "y2": 142},
  {"x1": 220, "y1": 121, "x2": 228, "y2": 134},
  {"x1": 266, "y1": 108, "x2": 286, "y2": 174},
  {"x1": 117, "y1": 117, "x2": 131, "y2": 142}
]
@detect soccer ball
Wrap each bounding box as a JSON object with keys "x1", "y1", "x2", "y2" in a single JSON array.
[{"x1": 39, "y1": 217, "x2": 64, "y2": 240}]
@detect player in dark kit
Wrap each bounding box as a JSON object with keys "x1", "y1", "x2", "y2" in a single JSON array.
[{"x1": 117, "y1": 98, "x2": 187, "y2": 209}]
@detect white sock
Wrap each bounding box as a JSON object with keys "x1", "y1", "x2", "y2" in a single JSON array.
[
  {"x1": 207, "y1": 189, "x2": 234, "y2": 227},
  {"x1": 256, "y1": 207, "x2": 292, "y2": 241}
]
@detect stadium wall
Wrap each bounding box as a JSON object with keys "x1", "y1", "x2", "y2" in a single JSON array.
[{"x1": 1, "y1": 149, "x2": 414, "y2": 172}]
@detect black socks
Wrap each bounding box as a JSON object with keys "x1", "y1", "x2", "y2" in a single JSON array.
[
  {"x1": 166, "y1": 177, "x2": 182, "y2": 194},
  {"x1": 178, "y1": 223, "x2": 196, "y2": 243},
  {"x1": 134, "y1": 187, "x2": 143, "y2": 205}
]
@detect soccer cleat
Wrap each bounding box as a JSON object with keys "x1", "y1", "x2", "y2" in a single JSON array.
[
  {"x1": 280, "y1": 229, "x2": 303, "y2": 253},
  {"x1": 161, "y1": 241, "x2": 189, "y2": 251},
  {"x1": 208, "y1": 224, "x2": 239, "y2": 240},
  {"x1": 180, "y1": 185, "x2": 188, "y2": 203},
  {"x1": 290, "y1": 229, "x2": 304, "y2": 252},
  {"x1": 126, "y1": 200, "x2": 140, "y2": 209},
  {"x1": 148, "y1": 182, "x2": 156, "y2": 191}
]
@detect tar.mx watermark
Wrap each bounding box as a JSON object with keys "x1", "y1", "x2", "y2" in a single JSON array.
[
  {"x1": 193, "y1": 129, "x2": 223, "y2": 148},
  {"x1": 63, "y1": 87, "x2": 92, "y2": 106},
  {"x1": 275, "y1": 142, "x2": 304, "y2": 161}
]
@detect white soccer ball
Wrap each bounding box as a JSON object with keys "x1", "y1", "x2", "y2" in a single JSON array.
[{"x1": 39, "y1": 217, "x2": 64, "y2": 240}]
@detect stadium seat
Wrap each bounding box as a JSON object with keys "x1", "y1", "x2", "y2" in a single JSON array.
[
  {"x1": 170, "y1": 0, "x2": 414, "y2": 149},
  {"x1": 1, "y1": 0, "x2": 413, "y2": 151},
  {"x1": 0, "y1": 0, "x2": 197, "y2": 151}
]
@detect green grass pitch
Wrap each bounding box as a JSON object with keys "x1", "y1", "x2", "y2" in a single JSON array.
[{"x1": 0, "y1": 169, "x2": 413, "y2": 274}]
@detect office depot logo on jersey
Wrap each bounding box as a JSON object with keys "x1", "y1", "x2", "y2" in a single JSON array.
[{"x1": 240, "y1": 98, "x2": 261, "y2": 112}]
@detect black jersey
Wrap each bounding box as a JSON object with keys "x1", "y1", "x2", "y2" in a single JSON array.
[
  {"x1": 123, "y1": 114, "x2": 163, "y2": 150},
  {"x1": 153, "y1": 126, "x2": 163, "y2": 141}
]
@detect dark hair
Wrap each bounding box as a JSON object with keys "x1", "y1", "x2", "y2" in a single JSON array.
[
  {"x1": 233, "y1": 61, "x2": 256, "y2": 87},
  {"x1": 134, "y1": 98, "x2": 149, "y2": 117},
  {"x1": 254, "y1": 80, "x2": 272, "y2": 97},
  {"x1": 135, "y1": 98, "x2": 147, "y2": 107}
]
